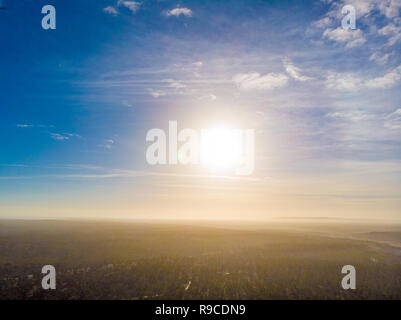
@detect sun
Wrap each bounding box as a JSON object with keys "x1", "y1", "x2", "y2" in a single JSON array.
[{"x1": 200, "y1": 126, "x2": 243, "y2": 172}]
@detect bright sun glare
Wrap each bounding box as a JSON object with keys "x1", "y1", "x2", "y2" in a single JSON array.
[{"x1": 200, "y1": 126, "x2": 243, "y2": 171}]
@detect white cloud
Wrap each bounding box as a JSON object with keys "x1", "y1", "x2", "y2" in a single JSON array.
[
  {"x1": 167, "y1": 80, "x2": 187, "y2": 89},
  {"x1": 379, "y1": 23, "x2": 400, "y2": 35},
  {"x1": 313, "y1": 0, "x2": 401, "y2": 49},
  {"x1": 198, "y1": 94, "x2": 217, "y2": 101},
  {"x1": 313, "y1": 17, "x2": 333, "y2": 28},
  {"x1": 103, "y1": 6, "x2": 118, "y2": 15},
  {"x1": 346, "y1": 0, "x2": 377, "y2": 17},
  {"x1": 50, "y1": 133, "x2": 81, "y2": 141},
  {"x1": 117, "y1": 1, "x2": 142, "y2": 14},
  {"x1": 66, "y1": 133, "x2": 81, "y2": 138},
  {"x1": 326, "y1": 111, "x2": 376, "y2": 121},
  {"x1": 148, "y1": 88, "x2": 166, "y2": 98},
  {"x1": 324, "y1": 0, "x2": 378, "y2": 19},
  {"x1": 325, "y1": 65, "x2": 401, "y2": 91},
  {"x1": 323, "y1": 27, "x2": 366, "y2": 48},
  {"x1": 325, "y1": 72, "x2": 363, "y2": 91},
  {"x1": 192, "y1": 61, "x2": 203, "y2": 68},
  {"x1": 16, "y1": 124, "x2": 33, "y2": 128},
  {"x1": 122, "y1": 100, "x2": 133, "y2": 107},
  {"x1": 365, "y1": 65, "x2": 401, "y2": 88},
  {"x1": 165, "y1": 8, "x2": 193, "y2": 17},
  {"x1": 315, "y1": 0, "x2": 400, "y2": 26},
  {"x1": 147, "y1": 79, "x2": 188, "y2": 98},
  {"x1": 390, "y1": 109, "x2": 401, "y2": 116},
  {"x1": 104, "y1": 1, "x2": 141, "y2": 15},
  {"x1": 384, "y1": 108, "x2": 401, "y2": 129},
  {"x1": 104, "y1": 139, "x2": 114, "y2": 149},
  {"x1": 233, "y1": 72, "x2": 288, "y2": 90},
  {"x1": 378, "y1": 23, "x2": 401, "y2": 46},
  {"x1": 50, "y1": 133, "x2": 70, "y2": 141},
  {"x1": 369, "y1": 51, "x2": 393, "y2": 64},
  {"x1": 283, "y1": 58, "x2": 313, "y2": 81},
  {"x1": 378, "y1": 0, "x2": 401, "y2": 19}
]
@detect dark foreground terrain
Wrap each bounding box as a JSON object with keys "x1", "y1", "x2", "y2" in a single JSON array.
[{"x1": 0, "y1": 219, "x2": 400, "y2": 299}]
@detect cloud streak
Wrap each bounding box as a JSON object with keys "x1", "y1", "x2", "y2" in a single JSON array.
[
  {"x1": 233, "y1": 72, "x2": 288, "y2": 90},
  {"x1": 50, "y1": 133, "x2": 81, "y2": 141}
]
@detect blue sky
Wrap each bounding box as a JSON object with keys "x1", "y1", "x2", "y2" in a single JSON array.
[{"x1": 0, "y1": 0, "x2": 400, "y2": 219}]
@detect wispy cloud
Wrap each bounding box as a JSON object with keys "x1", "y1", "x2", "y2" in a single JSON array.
[
  {"x1": 103, "y1": 6, "x2": 118, "y2": 15},
  {"x1": 369, "y1": 51, "x2": 394, "y2": 65},
  {"x1": 283, "y1": 58, "x2": 313, "y2": 81},
  {"x1": 325, "y1": 65, "x2": 401, "y2": 91},
  {"x1": 311, "y1": 0, "x2": 401, "y2": 54},
  {"x1": 384, "y1": 108, "x2": 401, "y2": 129},
  {"x1": 167, "y1": 79, "x2": 187, "y2": 89},
  {"x1": 104, "y1": 139, "x2": 114, "y2": 149},
  {"x1": 16, "y1": 124, "x2": 55, "y2": 129},
  {"x1": 323, "y1": 28, "x2": 366, "y2": 48},
  {"x1": 378, "y1": 0, "x2": 401, "y2": 19},
  {"x1": 191, "y1": 61, "x2": 203, "y2": 68},
  {"x1": 103, "y1": 1, "x2": 141, "y2": 16},
  {"x1": 325, "y1": 72, "x2": 363, "y2": 91},
  {"x1": 378, "y1": 23, "x2": 401, "y2": 46},
  {"x1": 312, "y1": 16, "x2": 332, "y2": 28},
  {"x1": 50, "y1": 133, "x2": 70, "y2": 141},
  {"x1": 365, "y1": 65, "x2": 401, "y2": 88},
  {"x1": 315, "y1": 0, "x2": 397, "y2": 23},
  {"x1": 16, "y1": 124, "x2": 83, "y2": 142},
  {"x1": 147, "y1": 79, "x2": 188, "y2": 98},
  {"x1": 232, "y1": 72, "x2": 288, "y2": 90},
  {"x1": 165, "y1": 8, "x2": 193, "y2": 17},
  {"x1": 0, "y1": 168, "x2": 261, "y2": 182},
  {"x1": 148, "y1": 88, "x2": 167, "y2": 98},
  {"x1": 117, "y1": 0, "x2": 142, "y2": 14},
  {"x1": 326, "y1": 110, "x2": 376, "y2": 122},
  {"x1": 50, "y1": 133, "x2": 81, "y2": 141},
  {"x1": 198, "y1": 94, "x2": 217, "y2": 101}
]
